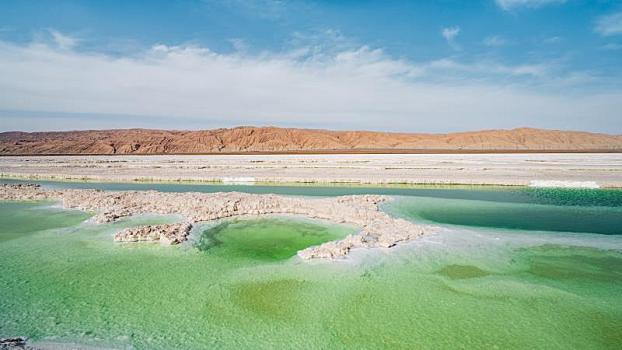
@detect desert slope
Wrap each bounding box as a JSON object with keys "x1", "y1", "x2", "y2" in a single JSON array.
[{"x1": 1, "y1": 127, "x2": 621, "y2": 154}]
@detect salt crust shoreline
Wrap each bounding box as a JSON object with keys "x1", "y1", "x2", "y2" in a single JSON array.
[
  {"x1": 3, "y1": 172, "x2": 619, "y2": 191},
  {"x1": 2, "y1": 153, "x2": 621, "y2": 188},
  {"x1": 3, "y1": 172, "x2": 620, "y2": 188},
  {"x1": 0, "y1": 184, "x2": 428, "y2": 260}
]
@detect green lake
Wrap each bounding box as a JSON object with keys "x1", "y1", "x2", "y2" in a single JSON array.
[{"x1": 1, "y1": 180, "x2": 621, "y2": 349}]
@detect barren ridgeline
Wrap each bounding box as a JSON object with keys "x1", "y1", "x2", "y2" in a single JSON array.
[
  {"x1": 2, "y1": 126, "x2": 622, "y2": 154},
  {"x1": 0, "y1": 184, "x2": 429, "y2": 259}
]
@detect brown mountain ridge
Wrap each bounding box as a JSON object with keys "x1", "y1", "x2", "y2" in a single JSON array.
[{"x1": 1, "y1": 126, "x2": 621, "y2": 155}]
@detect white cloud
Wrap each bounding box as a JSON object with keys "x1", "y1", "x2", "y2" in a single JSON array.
[
  {"x1": 48, "y1": 29, "x2": 79, "y2": 50},
  {"x1": 442, "y1": 27, "x2": 460, "y2": 41},
  {"x1": 422, "y1": 58, "x2": 550, "y2": 78},
  {"x1": 228, "y1": 38, "x2": 248, "y2": 52},
  {"x1": 543, "y1": 36, "x2": 562, "y2": 44},
  {"x1": 441, "y1": 26, "x2": 461, "y2": 50},
  {"x1": 595, "y1": 12, "x2": 622, "y2": 36},
  {"x1": 495, "y1": 0, "x2": 566, "y2": 11},
  {"x1": 0, "y1": 37, "x2": 620, "y2": 133},
  {"x1": 483, "y1": 35, "x2": 507, "y2": 47},
  {"x1": 602, "y1": 43, "x2": 622, "y2": 50}
]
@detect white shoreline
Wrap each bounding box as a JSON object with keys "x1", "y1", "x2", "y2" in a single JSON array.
[
  {"x1": 2, "y1": 153, "x2": 622, "y2": 188},
  {"x1": 528, "y1": 180, "x2": 601, "y2": 189}
]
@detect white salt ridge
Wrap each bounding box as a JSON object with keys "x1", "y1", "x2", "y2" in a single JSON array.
[
  {"x1": 529, "y1": 180, "x2": 600, "y2": 189},
  {"x1": 4, "y1": 153, "x2": 622, "y2": 188},
  {"x1": 221, "y1": 177, "x2": 256, "y2": 185},
  {"x1": 0, "y1": 184, "x2": 428, "y2": 260}
]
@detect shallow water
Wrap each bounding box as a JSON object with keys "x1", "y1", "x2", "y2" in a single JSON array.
[
  {"x1": 386, "y1": 196, "x2": 622, "y2": 235},
  {"x1": 6, "y1": 177, "x2": 621, "y2": 235},
  {"x1": 1, "y1": 185, "x2": 622, "y2": 349},
  {"x1": 4, "y1": 178, "x2": 622, "y2": 206},
  {"x1": 195, "y1": 218, "x2": 354, "y2": 262}
]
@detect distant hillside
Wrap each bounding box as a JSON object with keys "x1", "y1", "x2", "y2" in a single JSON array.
[{"x1": 1, "y1": 127, "x2": 621, "y2": 154}]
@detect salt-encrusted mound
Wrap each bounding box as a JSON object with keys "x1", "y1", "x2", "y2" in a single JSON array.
[
  {"x1": 114, "y1": 222, "x2": 193, "y2": 245},
  {"x1": 0, "y1": 184, "x2": 429, "y2": 259}
]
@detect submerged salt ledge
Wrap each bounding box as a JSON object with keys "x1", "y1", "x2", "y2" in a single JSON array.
[{"x1": 0, "y1": 184, "x2": 428, "y2": 259}]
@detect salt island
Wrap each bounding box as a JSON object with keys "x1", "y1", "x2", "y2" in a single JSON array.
[{"x1": 0, "y1": 184, "x2": 428, "y2": 259}]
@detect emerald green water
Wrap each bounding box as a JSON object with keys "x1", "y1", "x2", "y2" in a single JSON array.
[
  {"x1": 1, "y1": 184, "x2": 622, "y2": 348},
  {"x1": 196, "y1": 218, "x2": 353, "y2": 262}
]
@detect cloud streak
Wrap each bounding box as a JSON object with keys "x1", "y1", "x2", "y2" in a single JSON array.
[
  {"x1": 483, "y1": 35, "x2": 507, "y2": 47},
  {"x1": 595, "y1": 12, "x2": 622, "y2": 36},
  {"x1": 0, "y1": 35, "x2": 620, "y2": 133},
  {"x1": 47, "y1": 29, "x2": 79, "y2": 50},
  {"x1": 442, "y1": 26, "x2": 461, "y2": 50},
  {"x1": 495, "y1": 0, "x2": 566, "y2": 11}
]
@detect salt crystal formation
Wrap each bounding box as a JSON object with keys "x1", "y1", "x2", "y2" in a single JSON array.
[
  {"x1": 0, "y1": 184, "x2": 428, "y2": 259},
  {"x1": 114, "y1": 223, "x2": 193, "y2": 245}
]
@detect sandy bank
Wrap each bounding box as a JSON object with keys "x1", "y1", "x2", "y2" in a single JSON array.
[
  {"x1": 0, "y1": 184, "x2": 429, "y2": 259},
  {"x1": 2, "y1": 153, "x2": 621, "y2": 187}
]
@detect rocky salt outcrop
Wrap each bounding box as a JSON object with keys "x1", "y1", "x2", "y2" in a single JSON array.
[
  {"x1": 297, "y1": 217, "x2": 424, "y2": 259},
  {"x1": 114, "y1": 222, "x2": 193, "y2": 245},
  {"x1": 0, "y1": 184, "x2": 429, "y2": 259},
  {"x1": 0, "y1": 337, "x2": 30, "y2": 350}
]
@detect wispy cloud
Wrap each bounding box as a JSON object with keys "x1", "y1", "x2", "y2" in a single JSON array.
[
  {"x1": 543, "y1": 36, "x2": 562, "y2": 44},
  {"x1": 0, "y1": 34, "x2": 620, "y2": 132},
  {"x1": 420, "y1": 58, "x2": 551, "y2": 79},
  {"x1": 228, "y1": 38, "x2": 248, "y2": 52},
  {"x1": 208, "y1": 0, "x2": 288, "y2": 20},
  {"x1": 595, "y1": 11, "x2": 622, "y2": 36},
  {"x1": 0, "y1": 26, "x2": 14, "y2": 34},
  {"x1": 483, "y1": 35, "x2": 507, "y2": 47},
  {"x1": 442, "y1": 26, "x2": 461, "y2": 50},
  {"x1": 48, "y1": 29, "x2": 79, "y2": 50},
  {"x1": 287, "y1": 29, "x2": 354, "y2": 59},
  {"x1": 495, "y1": 0, "x2": 566, "y2": 11},
  {"x1": 602, "y1": 43, "x2": 622, "y2": 50}
]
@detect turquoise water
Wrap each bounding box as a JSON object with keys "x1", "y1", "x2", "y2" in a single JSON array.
[
  {"x1": 4, "y1": 178, "x2": 622, "y2": 234},
  {"x1": 1, "y1": 182, "x2": 622, "y2": 348},
  {"x1": 4, "y1": 178, "x2": 622, "y2": 206},
  {"x1": 386, "y1": 196, "x2": 622, "y2": 235}
]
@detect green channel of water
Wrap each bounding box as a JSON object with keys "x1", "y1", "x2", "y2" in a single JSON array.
[
  {"x1": 4, "y1": 178, "x2": 622, "y2": 235},
  {"x1": 4, "y1": 178, "x2": 622, "y2": 207},
  {"x1": 386, "y1": 196, "x2": 622, "y2": 235}
]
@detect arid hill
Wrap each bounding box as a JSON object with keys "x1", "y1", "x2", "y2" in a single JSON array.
[{"x1": 1, "y1": 127, "x2": 621, "y2": 154}]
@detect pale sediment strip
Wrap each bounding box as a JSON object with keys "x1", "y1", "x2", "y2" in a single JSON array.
[
  {"x1": 0, "y1": 184, "x2": 428, "y2": 259},
  {"x1": 2, "y1": 153, "x2": 622, "y2": 187},
  {"x1": 528, "y1": 180, "x2": 600, "y2": 189}
]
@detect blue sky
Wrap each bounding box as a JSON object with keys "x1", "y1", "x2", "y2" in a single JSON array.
[{"x1": 0, "y1": 0, "x2": 621, "y2": 133}]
